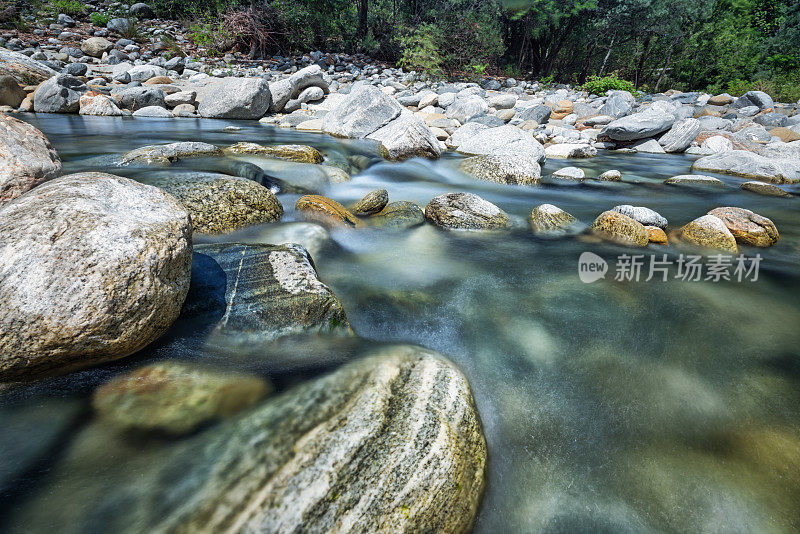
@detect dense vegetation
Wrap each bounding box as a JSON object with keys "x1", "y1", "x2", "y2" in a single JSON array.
[{"x1": 2, "y1": 0, "x2": 799, "y2": 99}]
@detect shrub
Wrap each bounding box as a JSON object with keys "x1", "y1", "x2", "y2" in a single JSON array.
[
  {"x1": 398, "y1": 24, "x2": 443, "y2": 77},
  {"x1": 583, "y1": 73, "x2": 637, "y2": 95},
  {"x1": 187, "y1": 14, "x2": 232, "y2": 56},
  {"x1": 45, "y1": 0, "x2": 87, "y2": 17},
  {"x1": 90, "y1": 11, "x2": 109, "y2": 26}
]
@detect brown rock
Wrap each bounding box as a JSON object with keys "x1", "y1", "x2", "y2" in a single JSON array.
[
  {"x1": 672, "y1": 215, "x2": 738, "y2": 253},
  {"x1": 707, "y1": 206, "x2": 779, "y2": 247},
  {"x1": 350, "y1": 189, "x2": 389, "y2": 215},
  {"x1": 708, "y1": 94, "x2": 733, "y2": 106},
  {"x1": 0, "y1": 75, "x2": 25, "y2": 108},
  {"x1": 590, "y1": 210, "x2": 649, "y2": 247},
  {"x1": 740, "y1": 181, "x2": 792, "y2": 198},
  {"x1": 143, "y1": 76, "x2": 174, "y2": 85},
  {"x1": 645, "y1": 226, "x2": 668, "y2": 245},
  {"x1": 296, "y1": 195, "x2": 361, "y2": 227},
  {"x1": 769, "y1": 127, "x2": 800, "y2": 143}
]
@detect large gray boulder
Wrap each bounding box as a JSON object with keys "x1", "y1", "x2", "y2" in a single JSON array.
[
  {"x1": 198, "y1": 77, "x2": 272, "y2": 120},
  {"x1": 33, "y1": 74, "x2": 86, "y2": 113},
  {"x1": 127, "y1": 64, "x2": 167, "y2": 82},
  {"x1": 143, "y1": 173, "x2": 283, "y2": 234},
  {"x1": 9, "y1": 345, "x2": 486, "y2": 534},
  {"x1": 425, "y1": 192, "x2": 511, "y2": 230},
  {"x1": 455, "y1": 124, "x2": 545, "y2": 163},
  {"x1": 459, "y1": 153, "x2": 541, "y2": 185},
  {"x1": 111, "y1": 86, "x2": 166, "y2": 111},
  {"x1": 0, "y1": 173, "x2": 192, "y2": 381},
  {"x1": 517, "y1": 104, "x2": 551, "y2": 123},
  {"x1": 600, "y1": 108, "x2": 675, "y2": 141},
  {"x1": 322, "y1": 84, "x2": 402, "y2": 138},
  {"x1": 268, "y1": 64, "x2": 329, "y2": 113},
  {"x1": 186, "y1": 243, "x2": 350, "y2": 350},
  {"x1": 692, "y1": 150, "x2": 800, "y2": 184},
  {"x1": 107, "y1": 18, "x2": 133, "y2": 34},
  {"x1": 598, "y1": 93, "x2": 632, "y2": 118},
  {"x1": 445, "y1": 95, "x2": 489, "y2": 123},
  {"x1": 367, "y1": 109, "x2": 441, "y2": 160},
  {"x1": 658, "y1": 118, "x2": 701, "y2": 152},
  {"x1": 0, "y1": 48, "x2": 57, "y2": 84},
  {"x1": 731, "y1": 90, "x2": 773, "y2": 111},
  {"x1": 0, "y1": 114, "x2": 61, "y2": 205}
]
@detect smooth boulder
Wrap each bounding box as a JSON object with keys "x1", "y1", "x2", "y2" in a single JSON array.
[
  {"x1": 590, "y1": 210, "x2": 649, "y2": 247},
  {"x1": 425, "y1": 192, "x2": 511, "y2": 230},
  {"x1": 0, "y1": 173, "x2": 192, "y2": 380},
  {"x1": 658, "y1": 118, "x2": 701, "y2": 152},
  {"x1": 600, "y1": 109, "x2": 675, "y2": 141},
  {"x1": 0, "y1": 114, "x2": 62, "y2": 204},
  {"x1": 350, "y1": 189, "x2": 389, "y2": 215},
  {"x1": 121, "y1": 142, "x2": 222, "y2": 165},
  {"x1": 322, "y1": 84, "x2": 402, "y2": 138},
  {"x1": 368, "y1": 109, "x2": 442, "y2": 160},
  {"x1": 673, "y1": 215, "x2": 738, "y2": 253},
  {"x1": 529, "y1": 204, "x2": 576, "y2": 234},
  {"x1": 707, "y1": 207, "x2": 779, "y2": 247},
  {"x1": 459, "y1": 153, "x2": 541, "y2": 185},
  {"x1": 198, "y1": 77, "x2": 272, "y2": 120},
  {"x1": 456, "y1": 125, "x2": 545, "y2": 163},
  {"x1": 33, "y1": 74, "x2": 86, "y2": 113},
  {"x1": 692, "y1": 151, "x2": 800, "y2": 184}
]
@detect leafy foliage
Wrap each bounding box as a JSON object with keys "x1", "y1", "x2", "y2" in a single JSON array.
[
  {"x1": 44, "y1": 0, "x2": 86, "y2": 16},
  {"x1": 582, "y1": 73, "x2": 636, "y2": 95},
  {"x1": 90, "y1": 11, "x2": 109, "y2": 26},
  {"x1": 398, "y1": 24, "x2": 443, "y2": 76}
]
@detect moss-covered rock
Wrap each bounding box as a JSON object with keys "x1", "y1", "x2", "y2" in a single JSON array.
[
  {"x1": 672, "y1": 215, "x2": 738, "y2": 253},
  {"x1": 529, "y1": 204, "x2": 576, "y2": 234},
  {"x1": 350, "y1": 188, "x2": 389, "y2": 215},
  {"x1": 367, "y1": 201, "x2": 426, "y2": 229},
  {"x1": 223, "y1": 142, "x2": 323, "y2": 163},
  {"x1": 590, "y1": 210, "x2": 649, "y2": 247}
]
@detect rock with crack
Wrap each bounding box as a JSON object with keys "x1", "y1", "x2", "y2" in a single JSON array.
[
  {"x1": 0, "y1": 113, "x2": 61, "y2": 205},
  {"x1": 0, "y1": 173, "x2": 192, "y2": 381},
  {"x1": 184, "y1": 243, "x2": 351, "y2": 349},
  {"x1": 322, "y1": 84, "x2": 403, "y2": 138},
  {"x1": 368, "y1": 109, "x2": 442, "y2": 160},
  {"x1": 707, "y1": 207, "x2": 779, "y2": 247},
  {"x1": 9, "y1": 345, "x2": 487, "y2": 534}
]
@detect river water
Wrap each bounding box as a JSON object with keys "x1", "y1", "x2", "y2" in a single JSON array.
[{"x1": 3, "y1": 114, "x2": 800, "y2": 533}]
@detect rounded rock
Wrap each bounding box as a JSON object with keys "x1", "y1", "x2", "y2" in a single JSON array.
[
  {"x1": 590, "y1": 210, "x2": 649, "y2": 247},
  {"x1": 425, "y1": 192, "x2": 510, "y2": 230}
]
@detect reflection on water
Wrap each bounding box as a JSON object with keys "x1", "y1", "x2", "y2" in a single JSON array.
[{"x1": 3, "y1": 114, "x2": 800, "y2": 533}]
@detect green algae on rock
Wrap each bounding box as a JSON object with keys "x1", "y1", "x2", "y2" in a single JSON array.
[{"x1": 223, "y1": 142, "x2": 324, "y2": 163}]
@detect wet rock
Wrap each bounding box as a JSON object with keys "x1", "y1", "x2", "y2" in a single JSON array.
[
  {"x1": 322, "y1": 84, "x2": 402, "y2": 138},
  {"x1": 248, "y1": 222, "x2": 330, "y2": 257},
  {"x1": 659, "y1": 118, "x2": 701, "y2": 152},
  {"x1": 645, "y1": 226, "x2": 668, "y2": 244},
  {"x1": 673, "y1": 215, "x2": 738, "y2": 253},
  {"x1": 707, "y1": 207, "x2": 779, "y2": 247},
  {"x1": 224, "y1": 142, "x2": 323, "y2": 163},
  {"x1": 612, "y1": 205, "x2": 667, "y2": 228},
  {"x1": 13, "y1": 346, "x2": 485, "y2": 534},
  {"x1": 664, "y1": 174, "x2": 724, "y2": 188},
  {"x1": 0, "y1": 75, "x2": 25, "y2": 108},
  {"x1": 529, "y1": 204, "x2": 576, "y2": 234},
  {"x1": 740, "y1": 181, "x2": 792, "y2": 198},
  {"x1": 79, "y1": 93, "x2": 123, "y2": 116},
  {"x1": 0, "y1": 173, "x2": 192, "y2": 381},
  {"x1": 600, "y1": 109, "x2": 675, "y2": 141},
  {"x1": 0, "y1": 48, "x2": 57, "y2": 84},
  {"x1": 93, "y1": 362, "x2": 270, "y2": 435},
  {"x1": 459, "y1": 153, "x2": 541, "y2": 185},
  {"x1": 198, "y1": 77, "x2": 272, "y2": 120},
  {"x1": 132, "y1": 105, "x2": 173, "y2": 117},
  {"x1": 552, "y1": 166, "x2": 585, "y2": 180},
  {"x1": 146, "y1": 172, "x2": 283, "y2": 235},
  {"x1": 456, "y1": 125, "x2": 545, "y2": 163},
  {"x1": 33, "y1": 74, "x2": 86, "y2": 113},
  {"x1": 597, "y1": 169, "x2": 622, "y2": 181},
  {"x1": 121, "y1": 142, "x2": 222, "y2": 165},
  {"x1": 188, "y1": 242, "x2": 350, "y2": 345},
  {"x1": 425, "y1": 192, "x2": 511, "y2": 230},
  {"x1": 0, "y1": 113, "x2": 62, "y2": 205},
  {"x1": 350, "y1": 189, "x2": 389, "y2": 215},
  {"x1": 691, "y1": 150, "x2": 800, "y2": 184},
  {"x1": 296, "y1": 194, "x2": 361, "y2": 227},
  {"x1": 367, "y1": 201, "x2": 426, "y2": 229},
  {"x1": 81, "y1": 37, "x2": 112, "y2": 58},
  {"x1": 368, "y1": 109, "x2": 442, "y2": 160},
  {"x1": 590, "y1": 210, "x2": 649, "y2": 247},
  {"x1": 545, "y1": 143, "x2": 597, "y2": 158}
]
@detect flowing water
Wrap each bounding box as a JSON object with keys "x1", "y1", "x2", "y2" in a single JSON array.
[{"x1": 3, "y1": 114, "x2": 800, "y2": 533}]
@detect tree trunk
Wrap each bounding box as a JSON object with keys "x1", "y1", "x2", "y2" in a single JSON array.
[
  {"x1": 598, "y1": 31, "x2": 616, "y2": 77},
  {"x1": 634, "y1": 35, "x2": 651, "y2": 88},
  {"x1": 358, "y1": 0, "x2": 368, "y2": 37},
  {"x1": 654, "y1": 34, "x2": 682, "y2": 92}
]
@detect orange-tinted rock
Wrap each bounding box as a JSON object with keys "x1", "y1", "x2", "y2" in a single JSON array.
[
  {"x1": 769, "y1": 127, "x2": 800, "y2": 143},
  {"x1": 590, "y1": 210, "x2": 649, "y2": 247},
  {"x1": 645, "y1": 226, "x2": 668, "y2": 245},
  {"x1": 296, "y1": 195, "x2": 361, "y2": 227},
  {"x1": 707, "y1": 206, "x2": 779, "y2": 247}
]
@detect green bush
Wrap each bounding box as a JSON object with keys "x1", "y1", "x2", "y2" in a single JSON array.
[
  {"x1": 90, "y1": 11, "x2": 109, "y2": 26},
  {"x1": 725, "y1": 73, "x2": 800, "y2": 104},
  {"x1": 398, "y1": 24, "x2": 443, "y2": 77},
  {"x1": 583, "y1": 73, "x2": 637, "y2": 95},
  {"x1": 45, "y1": 0, "x2": 87, "y2": 17}
]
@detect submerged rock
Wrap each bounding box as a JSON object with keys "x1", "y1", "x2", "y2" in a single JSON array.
[
  {"x1": 93, "y1": 362, "x2": 270, "y2": 435},
  {"x1": 529, "y1": 204, "x2": 576, "y2": 234},
  {"x1": 425, "y1": 192, "x2": 511, "y2": 230},
  {"x1": 223, "y1": 142, "x2": 323, "y2": 163},
  {"x1": 459, "y1": 153, "x2": 541, "y2": 185},
  {"x1": 350, "y1": 188, "x2": 389, "y2": 215},
  {"x1": 664, "y1": 174, "x2": 724, "y2": 188},
  {"x1": 673, "y1": 215, "x2": 738, "y2": 253},
  {"x1": 0, "y1": 113, "x2": 62, "y2": 205},
  {"x1": 707, "y1": 207, "x2": 779, "y2": 247},
  {"x1": 740, "y1": 181, "x2": 792, "y2": 198},
  {"x1": 367, "y1": 201, "x2": 426, "y2": 229},
  {"x1": 0, "y1": 173, "x2": 192, "y2": 381},
  {"x1": 692, "y1": 151, "x2": 800, "y2": 184},
  {"x1": 296, "y1": 194, "x2": 361, "y2": 227},
  {"x1": 590, "y1": 210, "x2": 649, "y2": 247},
  {"x1": 146, "y1": 172, "x2": 283, "y2": 234},
  {"x1": 12, "y1": 346, "x2": 486, "y2": 534},
  {"x1": 121, "y1": 142, "x2": 222, "y2": 165},
  {"x1": 187, "y1": 243, "x2": 350, "y2": 346}
]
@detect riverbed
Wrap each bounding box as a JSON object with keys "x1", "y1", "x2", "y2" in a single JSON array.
[{"x1": 3, "y1": 114, "x2": 800, "y2": 533}]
